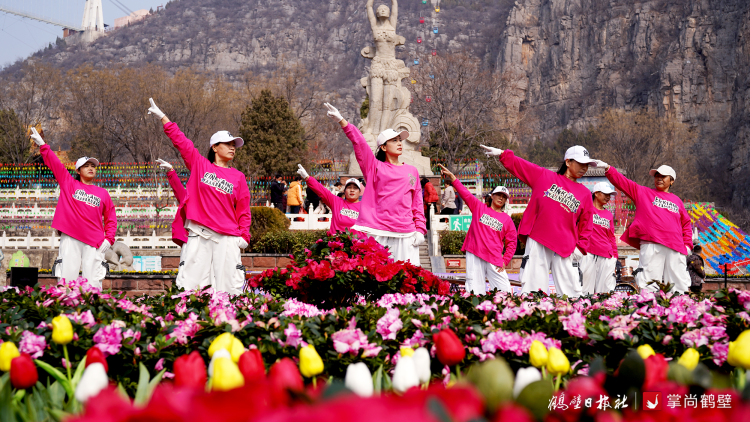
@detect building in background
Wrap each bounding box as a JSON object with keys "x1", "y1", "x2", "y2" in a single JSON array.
[{"x1": 114, "y1": 10, "x2": 149, "y2": 29}]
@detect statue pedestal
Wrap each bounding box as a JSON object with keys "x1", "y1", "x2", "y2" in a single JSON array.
[{"x1": 347, "y1": 150, "x2": 433, "y2": 176}]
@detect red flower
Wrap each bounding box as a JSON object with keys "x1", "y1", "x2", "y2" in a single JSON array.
[
  {"x1": 173, "y1": 351, "x2": 207, "y2": 388},
  {"x1": 329, "y1": 251, "x2": 357, "y2": 272},
  {"x1": 269, "y1": 358, "x2": 304, "y2": 392},
  {"x1": 10, "y1": 353, "x2": 38, "y2": 389},
  {"x1": 238, "y1": 349, "x2": 265, "y2": 382},
  {"x1": 86, "y1": 346, "x2": 109, "y2": 373},
  {"x1": 285, "y1": 271, "x2": 303, "y2": 290},
  {"x1": 492, "y1": 403, "x2": 535, "y2": 422},
  {"x1": 434, "y1": 329, "x2": 466, "y2": 366},
  {"x1": 374, "y1": 262, "x2": 402, "y2": 282},
  {"x1": 643, "y1": 354, "x2": 668, "y2": 390},
  {"x1": 308, "y1": 260, "x2": 335, "y2": 280}
]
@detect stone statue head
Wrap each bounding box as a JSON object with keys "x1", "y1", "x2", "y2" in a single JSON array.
[{"x1": 376, "y1": 5, "x2": 390, "y2": 18}]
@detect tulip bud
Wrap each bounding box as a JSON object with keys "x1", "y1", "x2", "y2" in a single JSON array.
[
  {"x1": 467, "y1": 357, "x2": 514, "y2": 412},
  {"x1": 212, "y1": 357, "x2": 245, "y2": 391},
  {"x1": 299, "y1": 345, "x2": 324, "y2": 378},
  {"x1": 174, "y1": 351, "x2": 207, "y2": 388},
  {"x1": 51, "y1": 315, "x2": 74, "y2": 345},
  {"x1": 643, "y1": 354, "x2": 668, "y2": 390},
  {"x1": 10, "y1": 353, "x2": 38, "y2": 389},
  {"x1": 412, "y1": 347, "x2": 431, "y2": 384},
  {"x1": 677, "y1": 348, "x2": 700, "y2": 371},
  {"x1": 529, "y1": 341, "x2": 548, "y2": 368},
  {"x1": 238, "y1": 349, "x2": 265, "y2": 382},
  {"x1": 209, "y1": 333, "x2": 236, "y2": 358},
  {"x1": 545, "y1": 348, "x2": 570, "y2": 375},
  {"x1": 75, "y1": 363, "x2": 109, "y2": 403},
  {"x1": 392, "y1": 355, "x2": 420, "y2": 393},
  {"x1": 269, "y1": 358, "x2": 304, "y2": 392},
  {"x1": 434, "y1": 329, "x2": 465, "y2": 366},
  {"x1": 85, "y1": 347, "x2": 108, "y2": 373},
  {"x1": 727, "y1": 330, "x2": 750, "y2": 369},
  {"x1": 513, "y1": 367, "x2": 541, "y2": 398},
  {"x1": 345, "y1": 362, "x2": 373, "y2": 397},
  {"x1": 229, "y1": 337, "x2": 245, "y2": 363},
  {"x1": 208, "y1": 349, "x2": 231, "y2": 377},
  {"x1": 637, "y1": 344, "x2": 655, "y2": 360},
  {"x1": 0, "y1": 342, "x2": 20, "y2": 372},
  {"x1": 400, "y1": 347, "x2": 414, "y2": 357}
]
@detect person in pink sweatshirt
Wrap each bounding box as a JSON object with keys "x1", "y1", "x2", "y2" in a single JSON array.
[
  {"x1": 595, "y1": 160, "x2": 692, "y2": 293},
  {"x1": 324, "y1": 103, "x2": 426, "y2": 265},
  {"x1": 295, "y1": 164, "x2": 362, "y2": 237},
  {"x1": 581, "y1": 182, "x2": 618, "y2": 294},
  {"x1": 148, "y1": 99, "x2": 251, "y2": 295},
  {"x1": 30, "y1": 128, "x2": 116, "y2": 288},
  {"x1": 481, "y1": 144, "x2": 595, "y2": 297},
  {"x1": 155, "y1": 159, "x2": 190, "y2": 287},
  {"x1": 438, "y1": 164, "x2": 517, "y2": 294}
]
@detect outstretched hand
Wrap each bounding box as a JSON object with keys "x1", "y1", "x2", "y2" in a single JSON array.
[
  {"x1": 480, "y1": 144, "x2": 503, "y2": 157},
  {"x1": 148, "y1": 98, "x2": 166, "y2": 119},
  {"x1": 30, "y1": 127, "x2": 45, "y2": 146},
  {"x1": 324, "y1": 103, "x2": 344, "y2": 123},
  {"x1": 297, "y1": 164, "x2": 310, "y2": 180},
  {"x1": 593, "y1": 160, "x2": 610, "y2": 170},
  {"x1": 155, "y1": 159, "x2": 173, "y2": 171},
  {"x1": 437, "y1": 164, "x2": 456, "y2": 183}
]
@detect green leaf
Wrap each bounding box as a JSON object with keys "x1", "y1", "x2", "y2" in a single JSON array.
[
  {"x1": 146, "y1": 369, "x2": 166, "y2": 400},
  {"x1": 72, "y1": 356, "x2": 87, "y2": 388},
  {"x1": 373, "y1": 365, "x2": 383, "y2": 395},
  {"x1": 35, "y1": 360, "x2": 73, "y2": 399},
  {"x1": 134, "y1": 363, "x2": 151, "y2": 406},
  {"x1": 0, "y1": 373, "x2": 15, "y2": 422},
  {"x1": 46, "y1": 408, "x2": 70, "y2": 422}
]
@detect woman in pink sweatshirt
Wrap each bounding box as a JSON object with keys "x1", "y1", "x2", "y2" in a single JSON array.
[
  {"x1": 296, "y1": 164, "x2": 362, "y2": 236},
  {"x1": 156, "y1": 159, "x2": 190, "y2": 286},
  {"x1": 324, "y1": 103, "x2": 426, "y2": 265},
  {"x1": 595, "y1": 160, "x2": 692, "y2": 293},
  {"x1": 581, "y1": 182, "x2": 618, "y2": 294},
  {"x1": 439, "y1": 164, "x2": 517, "y2": 294},
  {"x1": 481, "y1": 144, "x2": 595, "y2": 297},
  {"x1": 30, "y1": 128, "x2": 116, "y2": 288},
  {"x1": 148, "y1": 99, "x2": 251, "y2": 295}
]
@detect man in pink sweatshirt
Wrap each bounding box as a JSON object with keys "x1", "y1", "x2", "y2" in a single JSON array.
[
  {"x1": 296, "y1": 164, "x2": 363, "y2": 237},
  {"x1": 581, "y1": 182, "x2": 619, "y2": 294},
  {"x1": 482, "y1": 144, "x2": 595, "y2": 297},
  {"x1": 595, "y1": 160, "x2": 692, "y2": 293},
  {"x1": 156, "y1": 159, "x2": 189, "y2": 286},
  {"x1": 149, "y1": 99, "x2": 251, "y2": 295},
  {"x1": 31, "y1": 128, "x2": 116, "y2": 288}
]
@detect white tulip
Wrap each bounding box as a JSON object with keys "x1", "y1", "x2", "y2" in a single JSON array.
[
  {"x1": 392, "y1": 356, "x2": 419, "y2": 393},
  {"x1": 345, "y1": 362, "x2": 374, "y2": 397},
  {"x1": 412, "y1": 347, "x2": 431, "y2": 384},
  {"x1": 513, "y1": 366, "x2": 542, "y2": 398},
  {"x1": 74, "y1": 363, "x2": 109, "y2": 403},
  {"x1": 208, "y1": 348, "x2": 231, "y2": 377}
]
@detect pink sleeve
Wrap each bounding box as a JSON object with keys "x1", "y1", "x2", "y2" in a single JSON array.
[
  {"x1": 307, "y1": 177, "x2": 339, "y2": 209},
  {"x1": 576, "y1": 197, "x2": 594, "y2": 254},
  {"x1": 605, "y1": 167, "x2": 639, "y2": 201},
  {"x1": 235, "y1": 176, "x2": 252, "y2": 243},
  {"x1": 679, "y1": 202, "x2": 693, "y2": 254},
  {"x1": 412, "y1": 171, "x2": 426, "y2": 235},
  {"x1": 39, "y1": 144, "x2": 73, "y2": 191},
  {"x1": 499, "y1": 150, "x2": 545, "y2": 188},
  {"x1": 163, "y1": 122, "x2": 206, "y2": 172},
  {"x1": 342, "y1": 124, "x2": 376, "y2": 180},
  {"x1": 166, "y1": 169, "x2": 187, "y2": 204},
  {"x1": 102, "y1": 194, "x2": 117, "y2": 246},
  {"x1": 609, "y1": 215, "x2": 618, "y2": 258},
  {"x1": 503, "y1": 220, "x2": 518, "y2": 266},
  {"x1": 452, "y1": 179, "x2": 481, "y2": 214}
]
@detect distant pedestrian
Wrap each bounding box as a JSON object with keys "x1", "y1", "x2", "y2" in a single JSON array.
[
  {"x1": 687, "y1": 245, "x2": 706, "y2": 293},
  {"x1": 287, "y1": 175, "x2": 304, "y2": 214},
  {"x1": 441, "y1": 182, "x2": 456, "y2": 215},
  {"x1": 270, "y1": 174, "x2": 287, "y2": 210},
  {"x1": 421, "y1": 177, "x2": 439, "y2": 229}
]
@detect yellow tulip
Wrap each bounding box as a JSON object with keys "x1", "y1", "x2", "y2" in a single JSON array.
[
  {"x1": 727, "y1": 330, "x2": 750, "y2": 369},
  {"x1": 0, "y1": 342, "x2": 20, "y2": 372},
  {"x1": 546, "y1": 347, "x2": 570, "y2": 375},
  {"x1": 212, "y1": 357, "x2": 245, "y2": 391},
  {"x1": 229, "y1": 337, "x2": 245, "y2": 363},
  {"x1": 208, "y1": 333, "x2": 234, "y2": 358},
  {"x1": 400, "y1": 347, "x2": 415, "y2": 357},
  {"x1": 299, "y1": 345, "x2": 324, "y2": 378},
  {"x1": 529, "y1": 340, "x2": 548, "y2": 368},
  {"x1": 677, "y1": 348, "x2": 700, "y2": 370},
  {"x1": 51, "y1": 315, "x2": 74, "y2": 345},
  {"x1": 637, "y1": 344, "x2": 655, "y2": 360}
]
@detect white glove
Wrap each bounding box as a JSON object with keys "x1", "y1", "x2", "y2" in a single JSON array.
[
  {"x1": 686, "y1": 246, "x2": 692, "y2": 255},
  {"x1": 571, "y1": 247, "x2": 584, "y2": 263},
  {"x1": 297, "y1": 164, "x2": 309, "y2": 180},
  {"x1": 98, "y1": 239, "x2": 111, "y2": 254},
  {"x1": 480, "y1": 144, "x2": 503, "y2": 157},
  {"x1": 238, "y1": 238, "x2": 249, "y2": 250},
  {"x1": 30, "y1": 127, "x2": 45, "y2": 146},
  {"x1": 412, "y1": 232, "x2": 425, "y2": 247},
  {"x1": 155, "y1": 159, "x2": 173, "y2": 171},
  {"x1": 593, "y1": 160, "x2": 610, "y2": 170},
  {"x1": 324, "y1": 102, "x2": 344, "y2": 122},
  {"x1": 147, "y1": 98, "x2": 166, "y2": 119}
]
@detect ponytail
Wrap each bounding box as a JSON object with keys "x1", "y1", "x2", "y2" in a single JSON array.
[
  {"x1": 207, "y1": 148, "x2": 216, "y2": 164},
  {"x1": 557, "y1": 161, "x2": 568, "y2": 175},
  {"x1": 375, "y1": 147, "x2": 386, "y2": 162}
]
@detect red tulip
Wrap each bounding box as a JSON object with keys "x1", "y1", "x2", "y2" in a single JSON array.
[
  {"x1": 268, "y1": 358, "x2": 304, "y2": 392},
  {"x1": 434, "y1": 329, "x2": 466, "y2": 366},
  {"x1": 492, "y1": 403, "x2": 535, "y2": 422},
  {"x1": 173, "y1": 351, "x2": 207, "y2": 388},
  {"x1": 86, "y1": 347, "x2": 109, "y2": 373},
  {"x1": 10, "y1": 353, "x2": 38, "y2": 389},
  {"x1": 238, "y1": 349, "x2": 265, "y2": 382},
  {"x1": 643, "y1": 354, "x2": 668, "y2": 390}
]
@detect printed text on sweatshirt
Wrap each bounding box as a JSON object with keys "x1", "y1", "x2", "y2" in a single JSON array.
[
  {"x1": 588, "y1": 208, "x2": 618, "y2": 258},
  {"x1": 305, "y1": 176, "x2": 362, "y2": 236}
]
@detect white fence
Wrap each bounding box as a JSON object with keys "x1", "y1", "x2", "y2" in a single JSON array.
[
  {"x1": 0, "y1": 202, "x2": 180, "y2": 220},
  {"x1": 0, "y1": 230, "x2": 177, "y2": 250}
]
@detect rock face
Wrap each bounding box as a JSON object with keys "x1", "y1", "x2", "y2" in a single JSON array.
[{"x1": 496, "y1": 0, "x2": 750, "y2": 208}]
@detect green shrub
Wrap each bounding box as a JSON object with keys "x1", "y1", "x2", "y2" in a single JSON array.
[
  {"x1": 252, "y1": 230, "x2": 327, "y2": 257},
  {"x1": 439, "y1": 230, "x2": 466, "y2": 255},
  {"x1": 249, "y1": 206, "x2": 291, "y2": 248}
]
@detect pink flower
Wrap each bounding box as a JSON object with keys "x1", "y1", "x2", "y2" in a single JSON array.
[
  {"x1": 476, "y1": 301, "x2": 496, "y2": 314},
  {"x1": 376, "y1": 308, "x2": 403, "y2": 341},
  {"x1": 93, "y1": 323, "x2": 123, "y2": 357},
  {"x1": 155, "y1": 358, "x2": 165, "y2": 371},
  {"x1": 603, "y1": 315, "x2": 639, "y2": 340},
  {"x1": 147, "y1": 343, "x2": 157, "y2": 354},
  {"x1": 327, "y1": 241, "x2": 344, "y2": 249},
  {"x1": 332, "y1": 318, "x2": 381, "y2": 356},
  {"x1": 279, "y1": 323, "x2": 303, "y2": 348},
  {"x1": 19, "y1": 330, "x2": 46, "y2": 359},
  {"x1": 480, "y1": 329, "x2": 561, "y2": 357},
  {"x1": 123, "y1": 329, "x2": 142, "y2": 345},
  {"x1": 282, "y1": 299, "x2": 324, "y2": 318},
  {"x1": 681, "y1": 326, "x2": 727, "y2": 348},
  {"x1": 559, "y1": 312, "x2": 588, "y2": 339},
  {"x1": 166, "y1": 313, "x2": 201, "y2": 345},
  {"x1": 67, "y1": 310, "x2": 96, "y2": 328}
]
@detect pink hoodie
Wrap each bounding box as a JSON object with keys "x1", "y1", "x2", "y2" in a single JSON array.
[
  {"x1": 305, "y1": 176, "x2": 362, "y2": 236},
  {"x1": 40, "y1": 145, "x2": 116, "y2": 248},
  {"x1": 164, "y1": 122, "x2": 251, "y2": 243},
  {"x1": 343, "y1": 124, "x2": 426, "y2": 235},
  {"x1": 166, "y1": 169, "x2": 188, "y2": 246},
  {"x1": 453, "y1": 180, "x2": 517, "y2": 267},
  {"x1": 589, "y1": 208, "x2": 618, "y2": 258},
  {"x1": 605, "y1": 167, "x2": 692, "y2": 254},
  {"x1": 499, "y1": 150, "x2": 594, "y2": 257}
]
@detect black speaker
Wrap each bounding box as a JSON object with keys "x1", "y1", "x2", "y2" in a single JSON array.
[{"x1": 10, "y1": 267, "x2": 38, "y2": 289}]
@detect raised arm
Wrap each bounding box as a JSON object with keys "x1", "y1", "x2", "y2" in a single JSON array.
[
  {"x1": 498, "y1": 150, "x2": 546, "y2": 189},
  {"x1": 149, "y1": 98, "x2": 205, "y2": 172},
  {"x1": 102, "y1": 194, "x2": 117, "y2": 247},
  {"x1": 304, "y1": 175, "x2": 340, "y2": 210},
  {"x1": 439, "y1": 164, "x2": 481, "y2": 214},
  {"x1": 324, "y1": 103, "x2": 378, "y2": 180},
  {"x1": 235, "y1": 178, "x2": 252, "y2": 244},
  {"x1": 166, "y1": 169, "x2": 187, "y2": 204},
  {"x1": 503, "y1": 220, "x2": 518, "y2": 266},
  {"x1": 39, "y1": 144, "x2": 74, "y2": 190},
  {"x1": 604, "y1": 166, "x2": 640, "y2": 202},
  {"x1": 366, "y1": 0, "x2": 377, "y2": 28},
  {"x1": 390, "y1": 0, "x2": 398, "y2": 28}
]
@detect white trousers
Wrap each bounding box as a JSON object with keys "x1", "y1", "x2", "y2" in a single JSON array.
[
  {"x1": 520, "y1": 238, "x2": 582, "y2": 297},
  {"x1": 635, "y1": 242, "x2": 690, "y2": 293},
  {"x1": 174, "y1": 244, "x2": 187, "y2": 289},
  {"x1": 465, "y1": 252, "x2": 510, "y2": 294},
  {"x1": 55, "y1": 233, "x2": 106, "y2": 288},
  {"x1": 581, "y1": 254, "x2": 617, "y2": 294},
  {"x1": 372, "y1": 235, "x2": 421, "y2": 267},
  {"x1": 180, "y1": 223, "x2": 245, "y2": 295}
]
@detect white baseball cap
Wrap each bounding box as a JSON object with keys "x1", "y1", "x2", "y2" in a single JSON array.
[
  {"x1": 649, "y1": 165, "x2": 676, "y2": 181},
  {"x1": 210, "y1": 130, "x2": 244, "y2": 148},
  {"x1": 376, "y1": 129, "x2": 410, "y2": 147},
  {"x1": 344, "y1": 178, "x2": 363, "y2": 191},
  {"x1": 564, "y1": 145, "x2": 597, "y2": 166},
  {"x1": 75, "y1": 156, "x2": 100, "y2": 170},
  {"x1": 592, "y1": 182, "x2": 616, "y2": 195},
  {"x1": 491, "y1": 186, "x2": 510, "y2": 198}
]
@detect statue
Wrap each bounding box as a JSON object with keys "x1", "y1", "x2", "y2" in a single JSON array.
[
  {"x1": 351, "y1": 0, "x2": 433, "y2": 176},
  {"x1": 104, "y1": 241, "x2": 135, "y2": 271}
]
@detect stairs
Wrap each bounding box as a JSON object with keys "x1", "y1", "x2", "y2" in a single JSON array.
[{"x1": 419, "y1": 243, "x2": 432, "y2": 271}]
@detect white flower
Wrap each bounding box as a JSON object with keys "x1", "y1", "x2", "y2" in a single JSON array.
[
  {"x1": 392, "y1": 356, "x2": 419, "y2": 393},
  {"x1": 412, "y1": 347, "x2": 431, "y2": 384},
  {"x1": 208, "y1": 348, "x2": 231, "y2": 377},
  {"x1": 75, "y1": 363, "x2": 109, "y2": 403},
  {"x1": 345, "y1": 362, "x2": 373, "y2": 397},
  {"x1": 513, "y1": 367, "x2": 541, "y2": 398}
]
